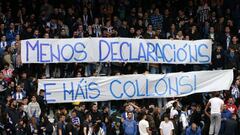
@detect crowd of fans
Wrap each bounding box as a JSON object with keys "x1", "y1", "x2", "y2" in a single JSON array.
[{"x1": 0, "y1": 0, "x2": 240, "y2": 134}]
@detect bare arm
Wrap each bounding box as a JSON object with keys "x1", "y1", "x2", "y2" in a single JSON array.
[
  {"x1": 204, "y1": 101, "x2": 211, "y2": 117},
  {"x1": 146, "y1": 127, "x2": 152, "y2": 135},
  {"x1": 58, "y1": 129, "x2": 62, "y2": 135},
  {"x1": 160, "y1": 128, "x2": 163, "y2": 135}
]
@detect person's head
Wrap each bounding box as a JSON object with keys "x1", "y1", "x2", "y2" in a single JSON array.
[
  {"x1": 10, "y1": 99, "x2": 17, "y2": 108},
  {"x1": 130, "y1": 27, "x2": 135, "y2": 34},
  {"x1": 21, "y1": 72, "x2": 27, "y2": 79},
  {"x1": 147, "y1": 24, "x2": 153, "y2": 31},
  {"x1": 127, "y1": 112, "x2": 133, "y2": 119},
  {"x1": 232, "y1": 36, "x2": 238, "y2": 44},
  {"x1": 0, "y1": 72, "x2": 4, "y2": 79},
  {"x1": 79, "y1": 103, "x2": 85, "y2": 111},
  {"x1": 85, "y1": 114, "x2": 92, "y2": 122},
  {"x1": 225, "y1": 26, "x2": 230, "y2": 34},
  {"x1": 210, "y1": 26, "x2": 214, "y2": 33},
  {"x1": 59, "y1": 114, "x2": 66, "y2": 122},
  {"x1": 191, "y1": 123, "x2": 198, "y2": 131},
  {"x1": 34, "y1": 29, "x2": 39, "y2": 36},
  {"x1": 44, "y1": 33, "x2": 49, "y2": 38},
  {"x1": 213, "y1": 92, "x2": 220, "y2": 97},
  {"x1": 173, "y1": 101, "x2": 178, "y2": 108},
  {"x1": 71, "y1": 111, "x2": 77, "y2": 117},
  {"x1": 1, "y1": 35, "x2": 6, "y2": 41},
  {"x1": 9, "y1": 22, "x2": 15, "y2": 29},
  {"x1": 39, "y1": 89, "x2": 45, "y2": 96},
  {"x1": 124, "y1": 103, "x2": 130, "y2": 112},
  {"x1": 31, "y1": 95, "x2": 37, "y2": 102},
  {"x1": 23, "y1": 97, "x2": 28, "y2": 105},
  {"x1": 103, "y1": 106, "x2": 109, "y2": 113},
  {"x1": 16, "y1": 85, "x2": 22, "y2": 92},
  {"x1": 163, "y1": 114, "x2": 170, "y2": 122},
  {"x1": 216, "y1": 46, "x2": 222, "y2": 53},
  {"x1": 139, "y1": 112, "x2": 146, "y2": 120},
  {"x1": 191, "y1": 103, "x2": 197, "y2": 111},
  {"x1": 223, "y1": 104, "x2": 227, "y2": 110},
  {"x1": 92, "y1": 103, "x2": 98, "y2": 112},
  {"x1": 228, "y1": 97, "x2": 234, "y2": 105}
]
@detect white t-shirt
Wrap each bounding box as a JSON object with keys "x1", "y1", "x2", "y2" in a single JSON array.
[
  {"x1": 159, "y1": 121, "x2": 174, "y2": 135},
  {"x1": 170, "y1": 107, "x2": 178, "y2": 119},
  {"x1": 209, "y1": 97, "x2": 224, "y2": 114},
  {"x1": 139, "y1": 119, "x2": 149, "y2": 135}
]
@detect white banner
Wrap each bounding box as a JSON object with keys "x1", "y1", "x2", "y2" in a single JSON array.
[
  {"x1": 21, "y1": 38, "x2": 212, "y2": 64},
  {"x1": 38, "y1": 70, "x2": 233, "y2": 103}
]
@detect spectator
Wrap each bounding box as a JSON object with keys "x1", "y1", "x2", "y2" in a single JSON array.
[
  {"x1": 223, "y1": 113, "x2": 238, "y2": 135},
  {"x1": 0, "y1": 71, "x2": 8, "y2": 102},
  {"x1": 83, "y1": 114, "x2": 92, "y2": 135},
  {"x1": 220, "y1": 104, "x2": 232, "y2": 134},
  {"x1": 205, "y1": 92, "x2": 224, "y2": 135},
  {"x1": 37, "y1": 89, "x2": 47, "y2": 116},
  {"x1": 139, "y1": 112, "x2": 151, "y2": 135},
  {"x1": 27, "y1": 95, "x2": 41, "y2": 120},
  {"x1": 226, "y1": 97, "x2": 237, "y2": 114},
  {"x1": 123, "y1": 112, "x2": 137, "y2": 135},
  {"x1": 159, "y1": 114, "x2": 174, "y2": 135},
  {"x1": 26, "y1": 117, "x2": 39, "y2": 135},
  {"x1": 186, "y1": 122, "x2": 201, "y2": 135},
  {"x1": 12, "y1": 85, "x2": 26, "y2": 102},
  {"x1": 57, "y1": 114, "x2": 66, "y2": 135},
  {"x1": 39, "y1": 116, "x2": 53, "y2": 135},
  {"x1": 71, "y1": 110, "x2": 81, "y2": 134},
  {"x1": 88, "y1": 122, "x2": 105, "y2": 135}
]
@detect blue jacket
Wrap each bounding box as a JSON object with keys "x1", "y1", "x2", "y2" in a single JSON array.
[
  {"x1": 123, "y1": 119, "x2": 137, "y2": 135},
  {"x1": 186, "y1": 126, "x2": 201, "y2": 135},
  {"x1": 222, "y1": 109, "x2": 232, "y2": 120}
]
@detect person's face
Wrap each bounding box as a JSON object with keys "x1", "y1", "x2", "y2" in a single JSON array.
[
  {"x1": 31, "y1": 96, "x2": 36, "y2": 102},
  {"x1": 232, "y1": 37, "x2": 238, "y2": 43},
  {"x1": 236, "y1": 79, "x2": 240, "y2": 86},
  {"x1": 72, "y1": 112, "x2": 76, "y2": 117},
  {"x1": 88, "y1": 115, "x2": 92, "y2": 121},
  {"x1": 104, "y1": 107, "x2": 109, "y2": 112},
  {"x1": 10, "y1": 23, "x2": 14, "y2": 29},
  {"x1": 225, "y1": 27, "x2": 230, "y2": 33},
  {"x1": 0, "y1": 73, "x2": 4, "y2": 79},
  {"x1": 130, "y1": 28, "x2": 135, "y2": 33},
  {"x1": 10, "y1": 81, "x2": 14, "y2": 87},
  {"x1": 16, "y1": 86, "x2": 21, "y2": 92},
  {"x1": 223, "y1": 105, "x2": 227, "y2": 110},
  {"x1": 44, "y1": 33, "x2": 49, "y2": 38},
  {"x1": 21, "y1": 73, "x2": 27, "y2": 79},
  {"x1": 1, "y1": 36, "x2": 6, "y2": 41},
  {"x1": 34, "y1": 30, "x2": 39, "y2": 35},
  {"x1": 92, "y1": 104, "x2": 98, "y2": 112},
  {"x1": 61, "y1": 115, "x2": 65, "y2": 122},
  {"x1": 210, "y1": 27, "x2": 214, "y2": 33},
  {"x1": 164, "y1": 117, "x2": 169, "y2": 122},
  {"x1": 164, "y1": 9, "x2": 169, "y2": 16},
  {"x1": 136, "y1": 30, "x2": 141, "y2": 35},
  {"x1": 148, "y1": 25, "x2": 152, "y2": 31},
  {"x1": 40, "y1": 91, "x2": 45, "y2": 96},
  {"x1": 228, "y1": 98, "x2": 234, "y2": 104},
  {"x1": 191, "y1": 123, "x2": 197, "y2": 131},
  {"x1": 127, "y1": 112, "x2": 133, "y2": 119},
  {"x1": 23, "y1": 98, "x2": 28, "y2": 105},
  {"x1": 0, "y1": 24, "x2": 4, "y2": 29}
]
